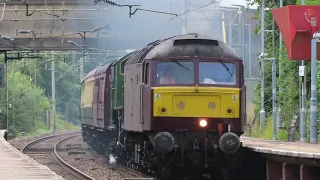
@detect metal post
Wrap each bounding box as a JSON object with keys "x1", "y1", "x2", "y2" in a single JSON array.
[
  {"x1": 272, "y1": 57, "x2": 277, "y2": 140},
  {"x1": 11, "y1": 96, "x2": 14, "y2": 128},
  {"x1": 241, "y1": 8, "x2": 245, "y2": 63},
  {"x1": 51, "y1": 58, "x2": 56, "y2": 131},
  {"x1": 310, "y1": 37, "x2": 318, "y2": 144},
  {"x1": 238, "y1": 9, "x2": 242, "y2": 59},
  {"x1": 34, "y1": 60, "x2": 37, "y2": 128},
  {"x1": 5, "y1": 52, "x2": 8, "y2": 131},
  {"x1": 271, "y1": 7, "x2": 277, "y2": 140},
  {"x1": 183, "y1": 0, "x2": 188, "y2": 34},
  {"x1": 228, "y1": 10, "x2": 232, "y2": 47},
  {"x1": 80, "y1": 52, "x2": 85, "y2": 82},
  {"x1": 299, "y1": 74, "x2": 302, "y2": 122},
  {"x1": 260, "y1": 0, "x2": 266, "y2": 133},
  {"x1": 248, "y1": 24, "x2": 252, "y2": 78},
  {"x1": 300, "y1": 0, "x2": 307, "y2": 143},
  {"x1": 277, "y1": 0, "x2": 283, "y2": 129}
]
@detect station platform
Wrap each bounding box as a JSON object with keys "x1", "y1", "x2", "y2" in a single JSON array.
[
  {"x1": 0, "y1": 130, "x2": 64, "y2": 180},
  {"x1": 241, "y1": 136, "x2": 320, "y2": 159}
]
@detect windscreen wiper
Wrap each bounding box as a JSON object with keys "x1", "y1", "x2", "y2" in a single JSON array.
[
  {"x1": 218, "y1": 58, "x2": 232, "y2": 76},
  {"x1": 170, "y1": 59, "x2": 189, "y2": 71}
]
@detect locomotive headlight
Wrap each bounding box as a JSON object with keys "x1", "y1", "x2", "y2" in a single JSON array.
[
  {"x1": 208, "y1": 102, "x2": 216, "y2": 109},
  {"x1": 199, "y1": 119, "x2": 207, "y2": 127},
  {"x1": 177, "y1": 101, "x2": 184, "y2": 110}
]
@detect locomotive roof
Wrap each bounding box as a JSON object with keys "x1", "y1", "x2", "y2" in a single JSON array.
[
  {"x1": 82, "y1": 67, "x2": 98, "y2": 83},
  {"x1": 126, "y1": 33, "x2": 241, "y2": 65},
  {"x1": 115, "y1": 50, "x2": 140, "y2": 64},
  {"x1": 82, "y1": 59, "x2": 116, "y2": 84},
  {"x1": 95, "y1": 59, "x2": 116, "y2": 75}
]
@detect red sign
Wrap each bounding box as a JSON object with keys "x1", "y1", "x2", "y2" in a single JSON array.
[{"x1": 271, "y1": 5, "x2": 320, "y2": 60}]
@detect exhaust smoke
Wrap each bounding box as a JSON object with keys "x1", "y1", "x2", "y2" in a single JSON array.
[{"x1": 109, "y1": 154, "x2": 117, "y2": 164}]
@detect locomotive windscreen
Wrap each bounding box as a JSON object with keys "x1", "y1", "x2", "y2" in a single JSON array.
[
  {"x1": 156, "y1": 61, "x2": 194, "y2": 85},
  {"x1": 199, "y1": 62, "x2": 236, "y2": 85}
]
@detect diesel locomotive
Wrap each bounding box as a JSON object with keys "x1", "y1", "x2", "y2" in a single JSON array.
[{"x1": 80, "y1": 33, "x2": 246, "y2": 180}]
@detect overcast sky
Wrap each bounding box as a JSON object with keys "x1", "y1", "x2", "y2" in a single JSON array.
[{"x1": 221, "y1": 0, "x2": 258, "y2": 9}]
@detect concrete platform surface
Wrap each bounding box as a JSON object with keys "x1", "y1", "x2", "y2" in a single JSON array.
[
  {"x1": 0, "y1": 130, "x2": 64, "y2": 180},
  {"x1": 241, "y1": 136, "x2": 320, "y2": 159}
]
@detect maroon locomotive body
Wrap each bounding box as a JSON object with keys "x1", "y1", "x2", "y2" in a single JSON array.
[{"x1": 81, "y1": 33, "x2": 246, "y2": 180}]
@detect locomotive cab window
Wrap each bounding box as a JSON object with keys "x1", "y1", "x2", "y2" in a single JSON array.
[
  {"x1": 199, "y1": 62, "x2": 236, "y2": 85},
  {"x1": 156, "y1": 61, "x2": 194, "y2": 85}
]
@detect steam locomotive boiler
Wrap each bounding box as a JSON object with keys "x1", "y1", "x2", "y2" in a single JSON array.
[{"x1": 80, "y1": 33, "x2": 246, "y2": 180}]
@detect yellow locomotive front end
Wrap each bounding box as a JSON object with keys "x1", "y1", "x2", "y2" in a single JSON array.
[
  {"x1": 153, "y1": 86, "x2": 240, "y2": 119},
  {"x1": 151, "y1": 60, "x2": 244, "y2": 133},
  {"x1": 150, "y1": 59, "x2": 245, "y2": 165}
]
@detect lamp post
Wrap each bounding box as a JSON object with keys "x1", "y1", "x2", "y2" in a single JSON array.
[
  {"x1": 231, "y1": 4, "x2": 245, "y2": 60},
  {"x1": 0, "y1": 35, "x2": 14, "y2": 132},
  {"x1": 300, "y1": 0, "x2": 307, "y2": 143},
  {"x1": 310, "y1": 30, "x2": 319, "y2": 144},
  {"x1": 260, "y1": 0, "x2": 266, "y2": 133}
]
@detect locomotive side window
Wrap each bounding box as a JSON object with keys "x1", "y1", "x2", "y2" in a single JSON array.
[
  {"x1": 199, "y1": 62, "x2": 236, "y2": 85},
  {"x1": 143, "y1": 63, "x2": 150, "y2": 84},
  {"x1": 111, "y1": 67, "x2": 115, "y2": 87},
  {"x1": 156, "y1": 61, "x2": 194, "y2": 85},
  {"x1": 120, "y1": 61, "x2": 125, "y2": 75}
]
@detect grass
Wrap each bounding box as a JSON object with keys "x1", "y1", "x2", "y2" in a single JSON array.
[
  {"x1": 249, "y1": 116, "x2": 288, "y2": 141},
  {"x1": 246, "y1": 103, "x2": 255, "y2": 124},
  {"x1": 15, "y1": 114, "x2": 79, "y2": 139},
  {"x1": 246, "y1": 103, "x2": 288, "y2": 141}
]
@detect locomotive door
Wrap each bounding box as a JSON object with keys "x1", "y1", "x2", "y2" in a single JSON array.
[
  {"x1": 92, "y1": 77, "x2": 99, "y2": 127},
  {"x1": 141, "y1": 62, "x2": 151, "y2": 130},
  {"x1": 131, "y1": 65, "x2": 143, "y2": 131},
  {"x1": 96, "y1": 75, "x2": 104, "y2": 128}
]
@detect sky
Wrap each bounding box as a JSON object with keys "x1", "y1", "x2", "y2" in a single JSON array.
[{"x1": 220, "y1": 0, "x2": 258, "y2": 9}]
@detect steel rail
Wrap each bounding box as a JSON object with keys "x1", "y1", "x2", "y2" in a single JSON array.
[
  {"x1": 53, "y1": 135, "x2": 95, "y2": 180},
  {"x1": 20, "y1": 131, "x2": 80, "y2": 153}
]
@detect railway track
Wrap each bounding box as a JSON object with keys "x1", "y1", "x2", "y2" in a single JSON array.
[
  {"x1": 87, "y1": 145, "x2": 153, "y2": 179},
  {"x1": 21, "y1": 131, "x2": 94, "y2": 180},
  {"x1": 64, "y1": 134, "x2": 155, "y2": 180},
  {"x1": 21, "y1": 132, "x2": 155, "y2": 180},
  {"x1": 54, "y1": 135, "x2": 95, "y2": 180}
]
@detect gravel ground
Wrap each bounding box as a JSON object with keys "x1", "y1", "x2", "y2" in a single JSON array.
[
  {"x1": 22, "y1": 134, "x2": 84, "y2": 180},
  {"x1": 58, "y1": 135, "x2": 147, "y2": 180},
  {"x1": 9, "y1": 129, "x2": 80, "y2": 150}
]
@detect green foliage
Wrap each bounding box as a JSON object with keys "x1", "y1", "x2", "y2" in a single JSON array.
[
  {"x1": 0, "y1": 50, "x2": 108, "y2": 137},
  {"x1": 26, "y1": 52, "x2": 81, "y2": 125},
  {"x1": 251, "y1": 117, "x2": 288, "y2": 140},
  {"x1": 246, "y1": 0, "x2": 320, "y2": 141}
]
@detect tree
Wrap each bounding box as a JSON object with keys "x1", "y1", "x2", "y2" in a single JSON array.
[{"x1": 0, "y1": 68, "x2": 51, "y2": 135}]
